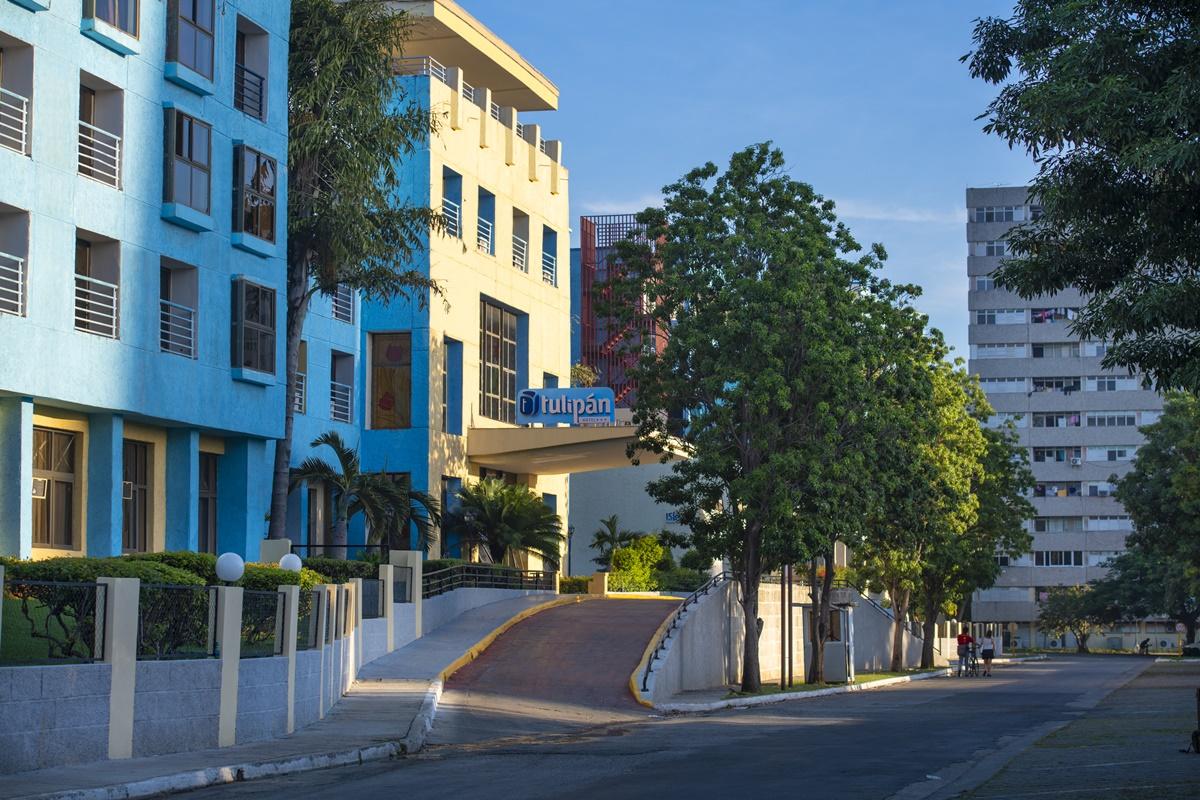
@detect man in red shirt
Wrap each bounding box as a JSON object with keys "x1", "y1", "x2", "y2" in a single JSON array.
[{"x1": 956, "y1": 629, "x2": 975, "y2": 677}]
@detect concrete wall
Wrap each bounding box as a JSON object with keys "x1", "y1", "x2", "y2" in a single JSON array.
[
  {"x1": 422, "y1": 588, "x2": 553, "y2": 636},
  {"x1": 360, "y1": 617, "x2": 390, "y2": 666},
  {"x1": 132, "y1": 661, "x2": 219, "y2": 757},
  {"x1": 234, "y1": 657, "x2": 288, "y2": 745},
  {"x1": 852, "y1": 598, "x2": 936, "y2": 672},
  {"x1": 393, "y1": 603, "x2": 418, "y2": 650},
  {"x1": 293, "y1": 649, "x2": 323, "y2": 732},
  {"x1": 0, "y1": 663, "x2": 111, "y2": 773},
  {"x1": 647, "y1": 581, "x2": 739, "y2": 705}
]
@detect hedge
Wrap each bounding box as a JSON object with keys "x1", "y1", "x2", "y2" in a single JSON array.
[
  {"x1": 5, "y1": 557, "x2": 205, "y2": 586},
  {"x1": 655, "y1": 567, "x2": 707, "y2": 592},
  {"x1": 421, "y1": 558, "x2": 468, "y2": 574},
  {"x1": 299, "y1": 557, "x2": 378, "y2": 584},
  {"x1": 559, "y1": 576, "x2": 589, "y2": 594}
]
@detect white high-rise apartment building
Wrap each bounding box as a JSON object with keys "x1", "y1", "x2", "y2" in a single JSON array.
[{"x1": 966, "y1": 186, "x2": 1165, "y2": 649}]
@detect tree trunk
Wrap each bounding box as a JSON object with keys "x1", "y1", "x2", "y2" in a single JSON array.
[
  {"x1": 332, "y1": 517, "x2": 349, "y2": 552},
  {"x1": 1187, "y1": 618, "x2": 1197, "y2": 645},
  {"x1": 806, "y1": 551, "x2": 835, "y2": 684},
  {"x1": 740, "y1": 531, "x2": 762, "y2": 692},
  {"x1": 267, "y1": 271, "x2": 312, "y2": 540},
  {"x1": 920, "y1": 595, "x2": 938, "y2": 669},
  {"x1": 889, "y1": 586, "x2": 910, "y2": 673},
  {"x1": 1074, "y1": 628, "x2": 1090, "y2": 653}
]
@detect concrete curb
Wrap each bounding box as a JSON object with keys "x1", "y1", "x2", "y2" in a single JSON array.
[{"x1": 23, "y1": 594, "x2": 586, "y2": 800}]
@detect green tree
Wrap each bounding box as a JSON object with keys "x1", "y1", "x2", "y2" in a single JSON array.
[
  {"x1": 608, "y1": 535, "x2": 665, "y2": 592},
  {"x1": 443, "y1": 479, "x2": 566, "y2": 568},
  {"x1": 965, "y1": 1, "x2": 1200, "y2": 391},
  {"x1": 601, "y1": 143, "x2": 929, "y2": 690},
  {"x1": 589, "y1": 514, "x2": 638, "y2": 568},
  {"x1": 291, "y1": 432, "x2": 438, "y2": 554},
  {"x1": 570, "y1": 363, "x2": 599, "y2": 388},
  {"x1": 1091, "y1": 545, "x2": 1200, "y2": 644},
  {"x1": 268, "y1": 0, "x2": 441, "y2": 540},
  {"x1": 1038, "y1": 585, "x2": 1104, "y2": 653}
]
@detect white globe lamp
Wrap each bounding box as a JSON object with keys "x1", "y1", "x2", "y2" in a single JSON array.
[
  {"x1": 279, "y1": 553, "x2": 303, "y2": 573},
  {"x1": 215, "y1": 552, "x2": 245, "y2": 583}
]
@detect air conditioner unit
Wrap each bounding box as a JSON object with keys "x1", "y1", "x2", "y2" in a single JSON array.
[
  {"x1": 122, "y1": 481, "x2": 134, "y2": 500},
  {"x1": 1070, "y1": 457, "x2": 1082, "y2": 466},
  {"x1": 31, "y1": 477, "x2": 48, "y2": 499}
]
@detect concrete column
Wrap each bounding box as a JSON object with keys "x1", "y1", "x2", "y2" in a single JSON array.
[
  {"x1": 98, "y1": 576, "x2": 139, "y2": 759},
  {"x1": 446, "y1": 66, "x2": 464, "y2": 130},
  {"x1": 588, "y1": 572, "x2": 608, "y2": 595},
  {"x1": 477, "y1": 86, "x2": 492, "y2": 149},
  {"x1": 165, "y1": 428, "x2": 200, "y2": 551},
  {"x1": 378, "y1": 564, "x2": 395, "y2": 652},
  {"x1": 0, "y1": 565, "x2": 5, "y2": 651},
  {"x1": 87, "y1": 413, "x2": 124, "y2": 557},
  {"x1": 0, "y1": 397, "x2": 34, "y2": 558},
  {"x1": 545, "y1": 140, "x2": 562, "y2": 195},
  {"x1": 313, "y1": 584, "x2": 331, "y2": 719},
  {"x1": 279, "y1": 584, "x2": 299, "y2": 734},
  {"x1": 215, "y1": 585, "x2": 243, "y2": 747},
  {"x1": 350, "y1": 578, "x2": 363, "y2": 673},
  {"x1": 389, "y1": 551, "x2": 423, "y2": 637},
  {"x1": 216, "y1": 437, "x2": 270, "y2": 561},
  {"x1": 259, "y1": 538, "x2": 292, "y2": 564},
  {"x1": 499, "y1": 106, "x2": 517, "y2": 166},
  {"x1": 524, "y1": 123, "x2": 541, "y2": 183}
]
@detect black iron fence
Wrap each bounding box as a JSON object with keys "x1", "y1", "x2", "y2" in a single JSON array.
[
  {"x1": 360, "y1": 578, "x2": 384, "y2": 620},
  {"x1": 137, "y1": 584, "x2": 217, "y2": 661},
  {"x1": 296, "y1": 588, "x2": 321, "y2": 651},
  {"x1": 422, "y1": 564, "x2": 556, "y2": 599},
  {"x1": 289, "y1": 544, "x2": 389, "y2": 562},
  {"x1": 392, "y1": 565, "x2": 413, "y2": 603},
  {"x1": 241, "y1": 589, "x2": 284, "y2": 658},
  {"x1": 0, "y1": 579, "x2": 107, "y2": 664}
]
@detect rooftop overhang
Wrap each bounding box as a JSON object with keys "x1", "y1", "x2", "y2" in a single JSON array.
[
  {"x1": 389, "y1": 0, "x2": 559, "y2": 111},
  {"x1": 466, "y1": 426, "x2": 687, "y2": 475}
]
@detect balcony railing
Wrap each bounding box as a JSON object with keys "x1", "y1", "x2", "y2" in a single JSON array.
[
  {"x1": 0, "y1": 250, "x2": 25, "y2": 316},
  {"x1": 330, "y1": 380, "x2": 352, "y2": 423},
  {"x1": 476, "y1": 217, "x2": 493, "y2": 255},
  {"x1": 331, "y1": 284, "x2": 354, "y2": 323},
  {"x1": 293, "y1": 372, "x2": 306, "y2": 414},
  {"x1": 489, "y1": 101, "x2": 501, "y2": 121},
  {"x1": 392, "y1": 56, "x2": 448, "y2": 85},
  {"x1": 78, "y1": 120, "x2": 121, "y2": 188},
  {"x1": 0, "y1": 87, "x2": 30, "y2": 155},
  {"x1": 159, "y1": 299, "x2": 195, "y2": 358},
  {"x1": 462, "y1": 82, "x2": 475, "y2": 103},
  {"x1": 542, "y1": 251, "x2": 557, "y2": 286},
  {"x1": 512, "y1": 235, "x2": 528, "y2": 272},
  {"x1": 234, "y1": 63, "x2": 266, "y2": 120},
  {"x1": 442, "y1": 197, "x2": 460, "y2": 238},
  {"x1": 75, "y1": 274, "x2": 119, "y2": 338}
]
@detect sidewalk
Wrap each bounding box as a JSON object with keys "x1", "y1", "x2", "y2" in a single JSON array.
[{"x1": 0, "y1": 593, "x2": 563, "y2": 800}]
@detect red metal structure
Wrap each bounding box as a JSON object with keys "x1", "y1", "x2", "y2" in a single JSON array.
[{"x1": 579, "y1": 214, "x2": 668, "y2": 407}]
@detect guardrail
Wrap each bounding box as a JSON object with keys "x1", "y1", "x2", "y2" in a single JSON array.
[
  {"x1": 288, "y1": 543, "x2": 389, "y2": 561},
  {"x1": 442, "y1": 197, "x2": 461, "y2": 238},
  {"x1": 235, "y1": 63, "x2": 266, "y2": 120},
  {"x1": 422, "y1": 564, "x2": 556, "y2": 599},
  {"x1": 78, "y1": 120, "x2": 121, "y2": 188},
  {"x1": 541, "y1": 251, "x2": 557, "y2": 286},
  {"x1": 330, "y1": 380, "x2": 352, "y2": 423},
  {"x1": 641, "y1": 571, "x2": 735, "y2": 692},
  {"x1": 392, "y1": 55, "x2": 448, "y2": 85},
  {"x1": 75, "y1": 273, "x2": 119, "y2": 338},
  {"x1": 0, "y1": 86, "x2": 29, "y2": 155},
  {"x1": 0, "y1": 249, "x2": 25, "y2": 316},
  {"x1": 512, "y1": 234, "x2": 528, "y2": 272},
  {"x1": 160, "y1": 299, "x2": 196, "y2": 358},
  {"x1": 476, "y1": 217, "x2": 493, "y2": 254},
  {"x1": 293, "y1": 372, "x2": 306, "y2": 414},
  {"x1": 331, "y1": 284, "x2": 354, "y2": 323}
]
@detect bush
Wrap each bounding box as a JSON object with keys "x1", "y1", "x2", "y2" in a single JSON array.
[
  {"x1": 126, "y1": 551, "x2": 218, "y2": 583},
  {"x1": 5, "y1": 556, "x2": 205, "y2": 586},
  {"x1": 654, "y1": 567, "x2": 707, "y2": 592},
  {"x1": 680, "y1": 549, "x2": 711, "y2": 571},
  {"x1": 609, "y1": 536, "x2": 664, "y2": 592},
  {"x1": 421, "y1": 558, "x2": 468, "y2": 574},
  {"x1": 299, "y1": 556, "x2": 377, "y2": 584},
  {"x1": 559, "y1": 576, "x2": 590, "y2": 594},
  {"x1": 242, "y1": 564, "x2": 325, "y2": 593}
]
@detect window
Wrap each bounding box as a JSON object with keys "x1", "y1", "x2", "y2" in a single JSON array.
[
  {"x1": 370, "y1": 333, "x2": 411, "y2": 429},
  {"x1": 974, "y1": 240, "x2": 1010, "y2": 257},
  {"x1": 1034, "y1": 482, "x2": 1080, "y2": 498},
  {"x1": 994, "y1": 554, "x2": 1010, "y2": 567},
  {"x1": 169, "y1": 0, "x2": 214, "y2": 79},
  {"x1": 1087, "y1": 551, "x2": 1119, "y2": 567},
  {"x1": 980, "y1": 377, "x2": 1027, "y2": 393},
  {"x1": 1084, "y1": 341, "x2": 1109, "y2": 357},
  {"x1": 1086, "y1": 374, "x2": 1140, "y2": 392},
  {"x1": 198, "y1": 452, "x2": 217, "y2": 554},
  {"x1": 1087, "y1": 516, "x2": 1130, "y2": 531},
  {"x1": 973, "y1": 206, "x2": 1023, "y2": 223},
  {"x1": 234, "y1": 19, "x2": 268, "y2": 120},
  {"x1": 1086, "y1": 414, "x2": 1136, "y2": 428},
  {"x1": 1140, "y1": 410, "x2": 1162, "y2": 425},
  {"x1": 32, "y1": 428, "x2": 77, "y2": 549},
  {"x1": 233, "y1": 145, "x2": 276, "y2": 242},
  {"x1": 74, "y1": 233, "x2": 121, "y2": 339},
  {"x1": 90, "y1": 0, "x2": 139, "y2": 37},
  {"x1": 974, "y1": 276, "x2": 997, "y2": 291},
  {"x1": 442, "y1": 337, "x2": 463, "y2": 436},
  {"x1": 1034, "y1": 517, "x2": 1083, "y2": 533},
  {"x1": 160, "y1": 261, "x2": 198, "y2": 358},
  {"x1": 1032, "y1": 447, "x2": 1082, "y2": 463},
  {"x1": 972, "y1": 343, "x2": 1024, "y2": 359},
  {"x1": 1032, "y1": 377, "x2": 1081, "y2": 394},
  {"x1": 294, "y1": 341, "x2": 307, "y2": 413},
  {"x1": 542, "y1": 226, "x2": 558, "y2": 286},
  {"x1": 164, "y1": 109, "x2": 211, "y2": 213},
  {"x1": 1032, "y1": 342, "x2": 1079, "y2": 359},
  {"x1": 985, "y1": 412, "x2": 1025, "y2": 428},
  {"x1": 1087, "y1": 481, "x2": 1117, "y2": 497},
  {"x1": 1088, "y1": 446, "x2": 1135, "y2": 463},
  {"x1": 122, "y1": 440, "x2": 150, "y2": 553},
  {"x1": 230, "y1": 279, "x2": 275, "y2": 374},
  {"x1": 1034, "y1": 550, "x2": 1083, "y2": 567},
  {"x1": 330, "y1": 352, "x2": 354, "y2": 424},
  {"x1": 330, "y1": 284, "x2": 354, "y2": 323},
  {"x1": 975, "y1": 308, "x2": 1024, "y2": 325},
  {"x1": 476, "y1": 187, "x2": 495, "y2": 256},
  {"x1": 1032, "y1": 413, "x2": 1080, "y2": 429},
  {"x1": 1029, "y1": 205, "x2": 1044, "y2": 221},
  {"x1": 1031, "y1": 307, "x2": 1078, "y2": 324},
  {"x1": 480, "y1": 300, "x2": 518, "y2": 423},
  {"x1": 77, "y1": 79, "x2": 123, "y2": 188}
]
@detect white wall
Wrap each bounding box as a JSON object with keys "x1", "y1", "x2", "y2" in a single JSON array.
[{"x1": 421, "y1": 588, "x2": 554, "y2": 636}]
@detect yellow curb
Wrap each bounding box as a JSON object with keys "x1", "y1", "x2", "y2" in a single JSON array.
[
  {"x1": 628, "y1": 603, "x2": 680, "y2": 707},
  {"x1": 438, "y1": 594, "x2": 602, "y2": 683},
  {"x1": 605, "y1": 593, "x2": 687, "y2": 601}
]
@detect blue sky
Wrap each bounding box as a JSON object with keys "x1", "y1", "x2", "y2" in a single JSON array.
[{"x1": 458, "y1": 0, "x2": 1034, "y2": 357}]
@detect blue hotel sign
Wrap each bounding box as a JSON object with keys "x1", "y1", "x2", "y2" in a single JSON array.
[{"x1": 517, "y1": 387, "x2": 616, "y2": 425}]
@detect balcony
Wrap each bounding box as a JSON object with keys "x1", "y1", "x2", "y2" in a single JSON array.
[
  {"x1": 512, "y1": 234, "x2": 528, "y2": 272},
  {"x1": 541, "y1": 251, "x2": 556, "y2": 286},
  {"x1": 442, "y1": 197, "x2": 461, "y2": 238},
  {"x1": 159, "y1": 299, "x2": 196, "y2": 358},
  {"x1": 0, "y1": 250, "x2": 24, "y2": 316},
  {"x1": 330, "y1": 381, "x2": 352, "y2": 423},
  {"x1": 234, "y1": 63, "x2": 265, "y2": 120},
  {"x1": 78, "y1": 120, "x2": 121, "y2": 188},
  {"x1": 293, "y1": 372, "x2": 306, "y2": 414},
  {"x1": 0, "y1": 87, "x2": 29, "y2": 155},
  {"x1": 331, "y1": 284, "x2": 354, "y2": 323},
  {"x1": 476, "y1": 217, "x2": 493, "y2": 255},
  {"x1": 75, "y1": 274, "x2": 119, "y2": 338}
]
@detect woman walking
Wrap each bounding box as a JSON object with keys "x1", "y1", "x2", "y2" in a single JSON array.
[{"x1": 980, "y1": 629, "x2": 996, "y2": 677}]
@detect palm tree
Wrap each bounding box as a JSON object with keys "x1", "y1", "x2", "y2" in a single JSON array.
[
  {"x1": 291, "y1": 432, "x2": 439, "y2": 556},
  {"x1": 590, "y1": 514, "x2": 638, "y2": 568},
  {"x1": 443, "y1": 479, "x2": 565, "y2": 568}
]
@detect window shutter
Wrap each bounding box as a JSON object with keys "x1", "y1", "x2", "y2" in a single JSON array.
[
  {"x1": 230, "y1": 278, "x2": 243, "y2": 368},
  {"x1": 163, "y1": 108, "x2": 177, "y2": 204},
  {"x1": 232, "y1": 144, "x2": 245, "y2": 232}
]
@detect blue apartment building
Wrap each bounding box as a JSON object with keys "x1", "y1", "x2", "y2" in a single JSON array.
[{"x1": 0, "y1": 0, "x2": 290, "y2": 561}]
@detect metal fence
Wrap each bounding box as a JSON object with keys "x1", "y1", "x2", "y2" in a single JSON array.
[
  {"x1": 422, "y1": 564, "x2": 556, "y2": 599},
  {"x1": 234, "y1": 63, "x2": 266, "y2": 120},
  {"x1": 0, "y1": 249, "x2": 25, "y2": 317},
  {"x1": 241, "y1": 589, "x2": 284, "y2": 658},
  {"x1": 289, "y1": 544, "x2": 389, "y2": 561},
  {"x1": 0, "y1": 86, "x2": 29, "y2": 155},
  {"x1": 159, "y1": 299, "x2": 196, "y2": 358},
  {"x1": 330, "y1": 380, "x2": 353, "y2": 423},
  {"x1": 77, "y1": 120, "x2": 121, "y2": 187},
  {"x1": 296, "y1": 588, "x2": 322, "y2": 651},
  {"x1": 360, "y1": 579, "x2": 384, "y2": 620},
  {"x1": 393, "y1": 565, "x2": 413, "y2": 604},
  {"x1": 0, "y1": 579, "x2": 107, "y2": 665},
  {"x1": 75, "y1": 274, "x2": 119, "y2": 338},
  {"x1": 137, "y1": 584, "x2": 216, "y2": 661}
]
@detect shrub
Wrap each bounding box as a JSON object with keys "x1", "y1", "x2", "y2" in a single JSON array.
[
  {"x1": 609, "y1": 536, "x2": 664, "y2": 592},
  {"x1": 421, "y1": 558, "x2": 468, "y2": 574},
  {"x1": 5, "y1": 556, "x2": 204, "y2": 586},
  {"x1": 655, "y1": 567, "x2": 707, "y2": 592},
  {"x1": 126, "y1": 551, "x2": 218, "y2": 583},
  {"x1": 559, "y1": 576, "x2": 590, "y2": 594},
  {"x1": 680, "y1": 549, "x2": 711, "y2": 571},
  {"x1": 299, "y1": 556, "x2": 377, "y2": 584},
  {"x1": 241, "y1": 564, "x2": 326, "y2": 593}
]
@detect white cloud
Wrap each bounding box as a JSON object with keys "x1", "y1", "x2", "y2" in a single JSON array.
[
  {"x1": 578, "y1": 193, "x2": 663, "y2": 216},
  {"x1": 834, "y1": 199, "x2": 964, "y2": 225}
]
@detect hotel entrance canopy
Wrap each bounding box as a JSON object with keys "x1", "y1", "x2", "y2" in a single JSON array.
[{"x1": 466, "y1": 426, "x2": 687, "y2": 475}]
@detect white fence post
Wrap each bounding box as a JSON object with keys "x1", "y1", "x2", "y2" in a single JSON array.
[
  {"x1": 378, "y1": 564, "x2": 395, "y2": 653},
  {"x1": 0, "y1": 565, "x2": 4, "y2": 649},
  {"x1": 215, "y1": 585, "x2": 243, "y2": 747},
  {"x1": 279, "y1": 584, "x2": 299, "y2": 734},
  {"x1": 390, "y1": 551, "x2": 423, "y2": 637},
  {"x1": 97, "y1": 576, "x2": 139, "y2": 759},
  {"x1": 350, "y1": 578, "x2": 363, "y2": 677},
  {"x1": 313, "y1": 584, "x2": 331, "y2": 719}
]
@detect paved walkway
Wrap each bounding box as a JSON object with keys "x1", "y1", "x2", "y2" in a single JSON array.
[
  {"x1": 430, "y1": 598, "x2": 678, "y2": 744},
  {"x1": 0, "y1": 593, "x2": 558, "y2": 800}
]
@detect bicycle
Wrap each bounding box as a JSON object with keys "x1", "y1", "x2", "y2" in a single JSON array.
[{"x1": 963, "y1": 645, "x2": 980, "y2": 678}]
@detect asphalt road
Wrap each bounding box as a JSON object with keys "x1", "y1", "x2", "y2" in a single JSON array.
[{"x1": 179, "y1": 649, "x2": 1149, "y2": 800}]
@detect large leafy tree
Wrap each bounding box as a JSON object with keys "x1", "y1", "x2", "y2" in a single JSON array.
[
  {"x1": 965, "y1": 1, "x2": 1200, "y2": 391},
  {"x1": 602, "y1": 143, "x2": 928, "y2": 690},
  {"x1": 1038, "y1": 585, "x2": 1104, "y2": 653},
  {"x1": 269, "y1": 0, "x2": 441, "y2": 540},
  {"x1": 1092, "y1": 545, "x2": 1200, "y2": 644},
  {"x1": 443, "y1": 479, "x2": 566, "y2": 568}
]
